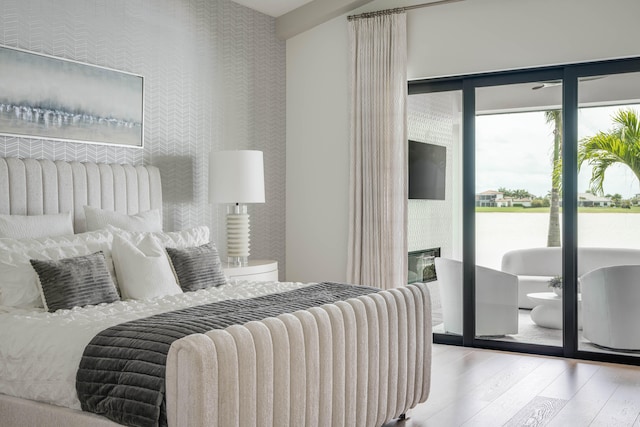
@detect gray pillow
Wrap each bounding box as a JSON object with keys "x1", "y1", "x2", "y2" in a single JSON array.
[
  {"x1": 29, "y1": 251, "x2": 120, "y2": 312},
  {"x1": 165, "y1": 243, "x2": 227, "y2": 292}
]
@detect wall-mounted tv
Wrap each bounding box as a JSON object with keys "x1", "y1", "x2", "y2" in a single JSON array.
[{"x1": 408, "y1": 140, "x2": 446, "y2": 200}]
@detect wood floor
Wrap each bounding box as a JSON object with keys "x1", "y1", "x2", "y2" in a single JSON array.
[{"x1": 386, "y1": 343, "x2": 640, "y2": 427}]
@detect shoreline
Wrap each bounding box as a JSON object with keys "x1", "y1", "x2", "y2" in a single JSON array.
[{"x1": 476, "y1": 207, "x2": 640, "y2": 214}]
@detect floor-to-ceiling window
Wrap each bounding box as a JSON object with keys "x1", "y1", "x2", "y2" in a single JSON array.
[
  {"x1": 475, "y1": 79, "x2": 563, "y2": 348},
  {"x1": 410, "y1": 57, "x2": 640, "y2": 365},
  {"x1": 576, "y1": 70, "x2": 640, "y2": 359}
]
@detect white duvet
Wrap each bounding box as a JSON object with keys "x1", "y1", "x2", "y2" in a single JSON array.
[{"x1": 0, "y1": 280, "x2": 309, "y2": 410}]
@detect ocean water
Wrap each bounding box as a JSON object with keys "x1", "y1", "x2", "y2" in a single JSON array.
[{"x1": 476, "y1": 212, "x2": 640, "y2": 270}]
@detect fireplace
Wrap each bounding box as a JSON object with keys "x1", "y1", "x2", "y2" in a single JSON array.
[{"x1": 408, "y1": 247, "x2": 441, "y2": 284}]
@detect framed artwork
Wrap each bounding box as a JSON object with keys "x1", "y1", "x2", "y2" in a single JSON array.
[{"x1": 0, "y1": 45, "x2": 143, "y2": 147}]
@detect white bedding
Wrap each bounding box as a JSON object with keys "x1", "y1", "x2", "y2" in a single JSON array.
[{"x1": 0, "y1": 280, "x2": 310, "y2": 410}]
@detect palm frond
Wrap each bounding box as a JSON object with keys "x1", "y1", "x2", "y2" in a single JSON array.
[
  {"x1": 587, "y1": 155, "x2": 616, "y2": 195},
  {"x1": 579, "y1": 109, "x2": 640, "y2": 195}
]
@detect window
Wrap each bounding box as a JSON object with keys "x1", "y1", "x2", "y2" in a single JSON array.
[{"x1": 410, "y1": 57, "x2": 640, "y2": 365}]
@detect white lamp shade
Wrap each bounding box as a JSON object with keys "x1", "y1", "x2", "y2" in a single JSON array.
[{"x1": 210, "y1": 150, "x2": 265, "y2": 203}]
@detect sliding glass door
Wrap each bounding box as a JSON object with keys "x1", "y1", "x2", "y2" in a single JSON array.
[
  {"x1": 475, "y1": 79, "x2": 563, "y2": 347},
  {"x1": 412, "y1": 57, "x2": 640, "y2": 365},
  {"x1": 576, "y1": 70, "x2": 640, "y2": 358}
]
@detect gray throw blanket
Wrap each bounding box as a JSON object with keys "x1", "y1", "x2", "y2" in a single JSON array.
[{"x1": 76, "y1": 282, "x2": 379, "y2": 427}]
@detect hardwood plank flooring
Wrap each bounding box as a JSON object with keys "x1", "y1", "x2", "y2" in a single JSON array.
[{"x1": 384, "y1": 344, "x2": 640, "y2": 427}]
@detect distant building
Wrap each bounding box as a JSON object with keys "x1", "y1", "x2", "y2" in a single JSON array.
[
  {"x1": 578, "y1": 193, "x2": 612, "y2": 207},
  {"x1": 494, "y1": 197, "x2": 533, "y2": 207},
  {"x1": 476, "y1": 190, "x2": 503, "y2": 207},
  {"x1": 478, "y1": 191, "x2": 613, "y2": 208},
  {"x1": 495, "y1": 197, "x2": 511, "y2": 208},
  {"x1": 476, "y1": 190, "x2": 533, "y2": 207}
]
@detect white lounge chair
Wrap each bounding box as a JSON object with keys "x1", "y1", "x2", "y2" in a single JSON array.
[
  {"x1": 435, "y1": 257, "x2": 519, "y2": 336},
  {"x1": 581, "y1": 264, "x2": 640, "y2": 350}
]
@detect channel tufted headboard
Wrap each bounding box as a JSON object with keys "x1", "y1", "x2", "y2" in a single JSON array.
[{"x1": 0, "y1": 158, "x2": 162, "y2": 233}]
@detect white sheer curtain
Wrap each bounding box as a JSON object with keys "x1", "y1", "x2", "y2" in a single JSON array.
[{"x1": 347, "y1": 11, "x2": 408, "y2": 290}]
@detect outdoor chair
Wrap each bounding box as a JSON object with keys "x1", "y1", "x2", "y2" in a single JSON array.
[
  {"x1": 434, "y1": 257, "x2": 519, "y2": 336},
  {"x1": 581, "y1": 264, "x2": 640, "y2": 350}
]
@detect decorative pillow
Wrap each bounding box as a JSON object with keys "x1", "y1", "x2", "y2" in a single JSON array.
[
  {"x1": 111, "y1": 234, "x2": 183, "y2": 300},
  {"x1": 166, "y1": 243, "x2": 227, "y2": 292},
  {"x1": 29, "y1": 251, "x2": 119, "y2": 312},
  {"x1": 0, "y1": 229, "x2": 115, "y2": 308},
  {"x1": 84, "y1": 206, "x2": 162, "y2": 232},
  {"x1": 0, "y1": 212, "x2": 73, "y2": 239}
]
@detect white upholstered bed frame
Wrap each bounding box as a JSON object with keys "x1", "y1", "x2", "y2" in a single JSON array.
[
  {"x1": 0, "y1": 157, "x2": 163, "y2": 233},
  {"x1": 0, "y1": 158, "x2": 432, "y2": 427}
]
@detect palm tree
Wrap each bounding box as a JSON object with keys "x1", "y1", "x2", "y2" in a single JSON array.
[
  {"x1": 546, "y1": 110, "x2": 562, "y2": 247},
  {"x1": 579, "y1": 109, "x2": 640, "y2": 195}
]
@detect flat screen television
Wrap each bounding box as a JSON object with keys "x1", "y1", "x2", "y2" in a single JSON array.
[{"x1": 408, "y1": 140, "x2": 446, "y2": 200}]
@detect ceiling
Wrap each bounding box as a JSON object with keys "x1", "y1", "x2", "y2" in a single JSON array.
[
  {"x1": 476, "y1": 73, "x2": 640, "y2": 115},
  {"x1": 231, "y1": 0, "x2": 314, "y2": 17},
  {"x1": 232, "y1": 0, "x2": 377, "y2": 39}
]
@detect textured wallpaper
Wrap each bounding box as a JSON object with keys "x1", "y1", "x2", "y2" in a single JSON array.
[
  {"x1": 407, "y1": 92, "x2": 462, "y2": 259},
  {"x1": 0, "y1": 0, "x2": 286, "y2": 277}
]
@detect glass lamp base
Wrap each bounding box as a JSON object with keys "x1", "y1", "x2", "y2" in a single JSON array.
[{"x1": 227, "y1": 256, "x2": 248, "y2": 267}]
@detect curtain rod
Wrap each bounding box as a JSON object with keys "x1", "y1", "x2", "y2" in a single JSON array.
[{"x1": 347, "y1": 0, "x2": 465, "y2": 20}]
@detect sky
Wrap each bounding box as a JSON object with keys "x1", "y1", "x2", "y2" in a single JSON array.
[{"x1": 476, "y1": 104, "x2": 640, "y2": 199}]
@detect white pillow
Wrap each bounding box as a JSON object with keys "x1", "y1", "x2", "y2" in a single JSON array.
[
  {"x1": 0, "y1": 229, "x2": 114, "y2": 308},
  {"x1": 107, "y1": 225, "x2": 210, "y2": 249},
  {"x1": 84, "y1": 206, "x2": 162, "y2": 232},
  {"x1": 0, "y1": 212, "x2": 73, "y2": 239},
  {"x1": 112, "y1": 234, "x2": 182, "y2": 300}
]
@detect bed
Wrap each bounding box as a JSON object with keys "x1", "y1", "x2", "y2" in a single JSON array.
[{"x1": 0, "y1": 157, "x2": 432, "y2": 427}]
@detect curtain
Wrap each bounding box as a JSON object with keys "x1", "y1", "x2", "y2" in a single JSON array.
[{"x1": 347, "y1": 11, "x2": 408, "y2": 289}]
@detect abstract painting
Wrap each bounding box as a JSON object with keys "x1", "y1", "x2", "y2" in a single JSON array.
[{"x1": 0, "y1": 45, "x2": 143, "y2": 147}]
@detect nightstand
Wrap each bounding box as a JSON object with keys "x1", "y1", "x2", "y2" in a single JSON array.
[{"x1": 223, "y1": 260, "x2": 279, "y2": 282}]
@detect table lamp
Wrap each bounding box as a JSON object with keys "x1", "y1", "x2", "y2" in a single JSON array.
[{"x1": 209, "y1": 150, "x2": 265, "y2": 267}]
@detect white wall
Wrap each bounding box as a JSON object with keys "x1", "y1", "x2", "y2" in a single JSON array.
[
  {"x1": 286, "y1": 16, "x2": 350, "y2": 282},
  {"x1": 286, "y1": 0, "x2": 640, "y2": 283}
]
